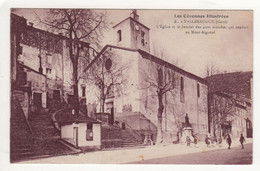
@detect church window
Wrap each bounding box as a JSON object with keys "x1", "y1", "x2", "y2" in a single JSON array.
[
  {"x1": 141, "y1": 31, "x2": 145, "y2": 46},
  {"x1": 180, "y1": 77, "x2": 185, "y2": 103},
  {"x1": 197, "y1": 83, "x2": 200, "y2": 97},
  {"x1": 117, "y1": 30, "x2": 122, "y2": 42}
]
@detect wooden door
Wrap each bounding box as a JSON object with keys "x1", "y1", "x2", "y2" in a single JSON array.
[{"x1": 33, "y1": 93, "x2": 42, "y2": 111}]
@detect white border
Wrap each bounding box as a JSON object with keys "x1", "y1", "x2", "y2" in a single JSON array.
[{"x1": 0, "y1": 0, "x2": 259, "y2": 171}]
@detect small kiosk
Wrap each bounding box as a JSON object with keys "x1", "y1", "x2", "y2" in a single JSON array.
[{"x1": 59, "y1": 114, "x2": 102, "y2": 150}]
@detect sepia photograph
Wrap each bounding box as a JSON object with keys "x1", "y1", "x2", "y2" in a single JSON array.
[{"x1": 9, "y1": 8, "x2": 253, "y2": 164}]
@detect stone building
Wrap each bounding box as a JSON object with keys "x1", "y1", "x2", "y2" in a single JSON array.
[
  {"x1": 86, "y1": 11, "x2": 209, "y2": 143},
  {"x1": 205, "y1": 71, "x2": 253, "y2": 138},
  {"x1": 10, "y1": 13, "x2": 96, "y2": 160},
  {"x1": 11, "y1": 11, "x2": 209, "y2": 145},
  {"x1": 11, "y1": 13, "x2": 91, "y2": 117}
]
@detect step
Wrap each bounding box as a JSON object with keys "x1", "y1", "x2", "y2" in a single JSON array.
[
  {"x1": 122, "y1": 140, "x2": 142, "y2": 144},
  {"x1": 11, "y1": 139, "x2": 31, "y2": 143},
  {"x1": 121, "y1": 139, "x2": 139, "y2": 142},
  {"x1": 11, "y1": 142, "x2": 32, "y2": 147},
  {"x1": 11, "y1": 151, "x2": 34, "y2": 159},
  {"x1": 11, "y1": 139, "x2": 32, "y2": 143},
  {"x1": 121, "y1": 141, "x2": 144, "y2": 145},
  {"x1": 11, "y1": 148, "x2": 32, "y2": 154},
  {"x1": 32, "y1": 118, "x2": 51, "y2": 121},
  {"x1": 121, "y1": 144, "x2": 145, "y2": 148}
]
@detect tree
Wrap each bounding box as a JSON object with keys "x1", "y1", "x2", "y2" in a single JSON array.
[
  {"x1": 86, "y1": 51, "x2": 128, "y2": 113},
  {"x1": 140, "y1": 48, "x2": 176, "y2": 145},
  {"x1": 205, "y1": 70, "x2": 243, "y2": 137},
  {"x1": 39, "y1": 9, "x2": 107, "y2": 115},
  {"x1": 209, "y1": 91, "x2": 238, "y2": 137},
  {"x1": 165, "y1": 91, "x2": 184, "y2": 142},
  {"x1": 204, "y1": 62, "x2": 220, "y2": 77}
]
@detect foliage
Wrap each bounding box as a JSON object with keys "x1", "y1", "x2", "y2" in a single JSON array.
[
  {"x1": 39, "y1": 9, "x2": 107, "y2": 115},
  {"x1": 139, "y1": 48, "x2": 176, "y2": 144},
  {"x1": 86, "y1": 51, "x2": 128, "y2": 113}
]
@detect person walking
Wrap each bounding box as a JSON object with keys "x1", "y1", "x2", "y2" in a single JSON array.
[
  {"x1": 218, "y1": 136, "x2": 222, "y2": 147},
  {"x1": 193, "y1": 136, "x2": 198, "y2": 147},
  {"x1": 226, "y1": 134, "x2": 232, "y2": 149},
  {"x1": 205, "y1": 135, "x2": 210, "y2": 147},
  {"x1": 186, "y1": 136, "x2": 191, "y2": 147},
  {"x1": 239, "y1": 134, "x2": 246, "y2": 149}
]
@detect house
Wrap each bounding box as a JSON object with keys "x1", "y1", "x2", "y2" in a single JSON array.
[
  {"x1": 10, "y1": 13, "x2": 97, "y2": 159},
  {"x1": 205, "y1": 71, "x2": 253, "y2": 138},
  {"x1": 86, "y1": 11, "x2": 209, "y2": 143},
  {"x1": 11, "y1": 13, "x2": 93, "y2": 116},
  {"x1": 55, "y1": 109, "x2": 102, "y2": 150}
]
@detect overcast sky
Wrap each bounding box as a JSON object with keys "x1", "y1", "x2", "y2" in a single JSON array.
[{"x1": 12, "y1": 9, "x2": 253, "y2": 78}]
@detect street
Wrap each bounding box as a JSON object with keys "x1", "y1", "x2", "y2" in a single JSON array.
[
  {"x1": 128, "y1": 143, "x2": 252, "y2": 164},
  {"x1": 17, "y1": 139, "x2": 252, "y2": 164}
]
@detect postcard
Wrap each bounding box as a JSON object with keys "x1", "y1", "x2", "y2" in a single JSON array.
[{"x1": 9, "y1": 8, "x2": 253, "y2": 165}]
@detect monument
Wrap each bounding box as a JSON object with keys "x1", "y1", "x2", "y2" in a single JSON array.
[{"x1": 181, "y1": 114, "x2": 194, "y2": 143}]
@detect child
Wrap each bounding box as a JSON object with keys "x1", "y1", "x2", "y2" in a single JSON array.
[
  {"x1": 205, "y1": 135, "x2": 210, "y2": 147},
  {"x1": 186, "y1": 136, "x2": 191, "y2": 147}
]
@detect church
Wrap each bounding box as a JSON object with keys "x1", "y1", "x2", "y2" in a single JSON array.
[{"x1": 86, "y1": 11, "x2": 209, "y2": 143}]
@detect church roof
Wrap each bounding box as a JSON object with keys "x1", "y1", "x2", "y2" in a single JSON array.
[
  {"x1": 113, "y1": 17, "x2": 150, "y2": 30},
  {"x1": 55, "y1": 108, "x2": 101, "y2": 125},
  {"x1": 138, "y1": 49, "x2": 208, "y2": 84}
]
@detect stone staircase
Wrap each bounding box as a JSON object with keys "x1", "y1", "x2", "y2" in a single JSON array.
[
  {"x1": 10, "y1": 98, "x2": 34, "y2": 162},
  {"x1": 120, "y1": 129, "x2": 145, "y2": 148},
  {"x1": 101, "y1": 125, "x2": 145, "y2": 149},
  {"x1": 28, "y1": 110, "x2": 72, "y2": 157},
  {"x1": 11, "y1": 98, "x2": 73, "y2": 162},
  {"x1": 101, "y1": 125, "x2": 122, "y2": 149}
]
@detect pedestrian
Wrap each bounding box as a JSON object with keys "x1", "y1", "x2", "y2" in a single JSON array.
[
  {"x1": 186, "y1": 136, "x2": 191, "y2": 147},
  {"x1": 239, "y1": 134, "x2": 246, "y2": 149},
  {"x1": 194, "y1": 136, "x2": 198, "y2": 147},
  {"x1": 210, "y1": 136, "x2": 216, "y2": 147},
  {"x1": 205, "y1": 135, "x2": 210, "y2": 147},
  {"x1": 218, "y1": 136, "x2": 222, "y2": 147},
  {"x1": 226, "y1": 134, "x2": 232, "y2": 149}
]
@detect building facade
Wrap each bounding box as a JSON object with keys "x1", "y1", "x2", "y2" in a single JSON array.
[
  {"x1": 206, "y1": 72, "x2": 253, "y2": 138},
  {"x1": 11, "y1": 13, "x2": 92, "y2": 118},
  {"x1": 11, "y1": 11, "x2": 209, "y2": 144},
  {"x1": 86, "y1": 12, "x2": 209, "y2": 142}
]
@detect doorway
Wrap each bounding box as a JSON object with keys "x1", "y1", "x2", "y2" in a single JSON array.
[
  {"x1": 110, "y1": 107, "x2": 114, "y2": 125},
  {"x1": 73, "y1": 127, "x2": 78, "y2": 148},
  {"x1": 33, "y1": 92, "x2": 42, "y2": 111},
  {"x1": 246, "y1": 119, "x2": 252, "y2": 138}
]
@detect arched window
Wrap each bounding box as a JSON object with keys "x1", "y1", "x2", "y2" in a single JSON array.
[
  {"x1": 180, "y1": 77, "x2": 184, "y2": 91},
  {"x1": 180, "y1": 77, "x2": 185, "y2": 103},
  {"x1": 141, "y1": 31, "x2": 145, "y2": 46},
  {"x1": 158, "y1": 68, "x2": 163, "y2": 87},
  {"x1": 117, "y1": 30, "x2": 122, "y2": 42},
  {"x1": 197, "y1": 83, "x2": 200, "y2": 97}
]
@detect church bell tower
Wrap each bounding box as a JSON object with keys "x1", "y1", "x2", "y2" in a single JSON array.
[{"x1": 113, "y1": 10, "x2": 150, "y2": 53}]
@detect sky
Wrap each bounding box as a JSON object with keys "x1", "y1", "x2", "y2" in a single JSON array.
[{"x1": 12, "y1": 9, "x2": 253, "y2": 78}]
